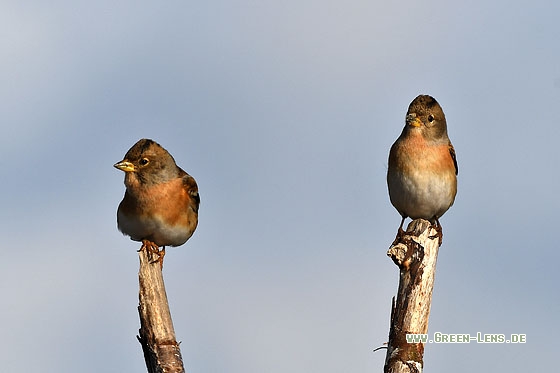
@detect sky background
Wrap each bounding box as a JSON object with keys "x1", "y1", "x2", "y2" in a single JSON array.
[{"x1": 1, "y1": 1, "x2": 559, "y2": 372}]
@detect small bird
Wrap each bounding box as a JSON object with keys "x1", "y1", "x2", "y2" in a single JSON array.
[
  {"x1": 114, "y1": 139, "x2": 199, "y2": 262},
  {"x1": 387, "y1": 95, "x2": 457, "y2": 243}
]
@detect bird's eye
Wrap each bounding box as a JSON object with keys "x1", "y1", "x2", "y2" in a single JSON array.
[
  {"x1": 139, "y1": 158, "x2": 149, "y2": 166},
  {"x1": 428, "y1": 114, "x2": 435, "y2": 123}
]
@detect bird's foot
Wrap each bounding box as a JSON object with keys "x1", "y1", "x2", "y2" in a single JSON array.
[
  {"x1": 428, "y1": 221, "x2": 443, "y2": 246},
  {"x1": 391, "y1": 217, "x2": 407, "y2": 246},
  {"x1": 140, "y1": 240, "x2": 165, "y2": 266},
  {"x1": 154, "y1": 247, "x2": 166, "y2": 267},
  {"x1": 391, "y1": 226, "x2": 406, "y2": 246}
]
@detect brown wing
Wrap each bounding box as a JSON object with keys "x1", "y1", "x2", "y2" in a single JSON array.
[
  {"x1": 449, "y1": 144, "x2": 458, "y2": 175},
  {"x1": 182, "y1": 173, "x2": 200, "y2": 213}
]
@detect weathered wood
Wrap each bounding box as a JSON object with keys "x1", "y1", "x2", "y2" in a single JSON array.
[
  {"x1": 137, "y1": 249, "x2": 185, "y2": 373},
  {"x1": 384, "y1": 219, "x2": 440, "y2": 373}
]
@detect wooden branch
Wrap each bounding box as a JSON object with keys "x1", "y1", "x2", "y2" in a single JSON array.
[
  {"x1": 384, "y1": 219, "x2": 441, "y2": 373},
  {"x1": 137, "y1": 249, "x2": 185, "y2": 373}
]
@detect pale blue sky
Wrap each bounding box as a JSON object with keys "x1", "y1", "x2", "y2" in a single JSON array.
[{"x1": 2, "y1": 1, "x2": 558, "y2": 372}]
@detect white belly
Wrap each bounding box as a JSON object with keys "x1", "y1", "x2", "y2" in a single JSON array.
[{"x1": 388, "y1": 168, "x2": 456, "y2": 221}]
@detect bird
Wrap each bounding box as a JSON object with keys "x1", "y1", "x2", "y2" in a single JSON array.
[
  {"x1": 387, "y1": 95, "x2": 457, "y2": 244},
  {"x1": 114, "y1": 139, "x2": 199, "y2": 263}
]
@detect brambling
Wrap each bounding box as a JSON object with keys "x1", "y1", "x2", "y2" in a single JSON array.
[
  {"x1": 387, "y1": 95, "x2": 457, "y2": 244},
  {"x1": 114, "y1": 139, "x2": 199, "y2": 262}
]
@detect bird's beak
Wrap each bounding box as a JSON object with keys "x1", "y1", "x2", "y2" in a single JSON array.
[
  {"x1": 406, "y1": 113, "x2": 423, "y2": 127},
  {"x1": 114, "y1": 160, "x2": 136, "y2": 172}
]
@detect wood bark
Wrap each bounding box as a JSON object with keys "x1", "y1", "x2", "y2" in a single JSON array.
[
  {"x1": 384, "y1": 219, "x2": 441, "y2": 373},
  {"x1": 137, "y1": 249, "x2": 185, "y2": 373}
]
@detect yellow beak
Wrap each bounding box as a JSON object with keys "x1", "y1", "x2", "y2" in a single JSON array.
[
  {"x1": 114, "y1": 161, "x2": 136, "y2": 172},
  {"x1": 406, "y1": 114, "x2": 423, "y2": 127}
]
